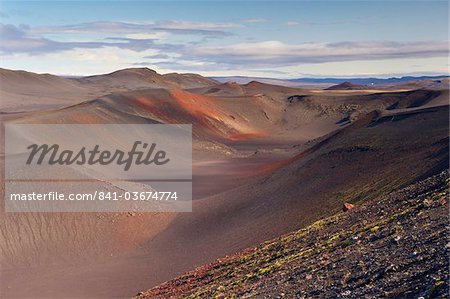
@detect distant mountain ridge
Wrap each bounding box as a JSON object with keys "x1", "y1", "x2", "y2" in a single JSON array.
[
  {"x1": 289, "y1": 75, "x2": 450, "y2": 85},
  {"x1": 212, "y1": 75, "x2": 449, "y2": 86},
  {"x1": 0, "y1": 67, "x2": 218, "y2": 111},
  {"x1": 325, "y1": 81, "x2": 368, "y2": 90}
]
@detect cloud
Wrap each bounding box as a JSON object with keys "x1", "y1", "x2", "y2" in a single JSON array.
[
  {"x1": 126, "y1": 32, "x2": 167, "y2": 40},
  {"x1": 2, "y1": 22, "x2": 447, "y2": 73},
  {"x1": 287, "y1": 22, "x2": 299, "y2": 26},
  {"x1": 286, "y1": 21, "x2": 310, "y2": 26},
  {"x1": 240, "y1": 18, "x2": 269, "y2": 23},
  {"x1": 0, "y1": 23, "x2": 181, "y2": 55},
  {"x1": 0, "y1": 23, "x2": 62, "y2": 54},
  {"x1": 286, "y1": 16, "x2": 382, "y2": 27},
  {"x1": 134, "y1": 59, "x2": 227, "y2": 72},
  {"x1": 155, "y1": 20, "x2": 239, "y2": 30},
  {"x1": 249, "y1": 69, "x2": 288, "y2": 75},
  {"x1": 131, "y1": 62, "x2": 158, "y2": 66},
  {"x1": 179, "y1": 40, "x2": 449, "y2": 67},
  {"x1": 32, "y1": 20, "x2": 237, "y2": 37},
  {"x1": 142, "y1": 53, "x2": 171, "y2": 60}
]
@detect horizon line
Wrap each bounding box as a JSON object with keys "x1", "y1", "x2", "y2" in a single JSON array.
[{"x1": 2, "y1": 66, "x2": 449, "y2": 81}]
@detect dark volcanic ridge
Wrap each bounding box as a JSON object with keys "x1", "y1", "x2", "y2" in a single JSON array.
[
  {"x1": 212, "y1": 75, "x2": 450, "y2": 88},
  {"x1": 325, "y1": 81, "x2": 368, "y2": 90}
]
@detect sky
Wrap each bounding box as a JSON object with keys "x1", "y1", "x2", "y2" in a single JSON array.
[{"x1": 0, "y1": 1, "x2": 448, "y2": 78}]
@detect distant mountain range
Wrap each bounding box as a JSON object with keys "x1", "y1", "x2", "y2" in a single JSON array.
[
  {"x1": 212, "y1": 75, "x2": 449, "y2": 86},
  {"x1": 289, "y1": 75, "x2": 450, "y2": 85}
]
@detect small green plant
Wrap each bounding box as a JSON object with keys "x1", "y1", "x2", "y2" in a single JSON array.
[{"x1": 370, "y1": 226, "x2": 380, "y2": 232}]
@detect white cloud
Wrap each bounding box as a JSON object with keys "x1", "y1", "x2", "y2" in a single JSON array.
[
  {"x1": 155, "y1": 20, "x2": 240, "y2": 30},
  {"x1": 240, "y1": 18, "x2": 269, "y2": 23},
  {"x1": 31, "y1": 20, "x2": 239, "y2": 37},
  {"x1": 0, "y1": 23, "x2": 181, "y2": 55},
  {"x1": 182, "y1": 40, "x2": 449, "y2": 67},
  {"x1": 1, "y1": 47, "x2": 167, "y2": 75},
  {"x1": 126, "y1": 32, "x2": 167, "y2": 40}
]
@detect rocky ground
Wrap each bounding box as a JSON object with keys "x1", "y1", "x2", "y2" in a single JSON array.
[{"x1": 135, "y1": 171, "x2": 449, "y2": 298}]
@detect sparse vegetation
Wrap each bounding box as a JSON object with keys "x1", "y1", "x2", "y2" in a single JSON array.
[{"x1": 135, "y1": 171, "x2": 449, "y2": 299}]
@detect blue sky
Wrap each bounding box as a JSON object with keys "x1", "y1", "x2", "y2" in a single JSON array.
[{"x1": 0, "y1": 1, "x2": 448, "y2": 77}]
